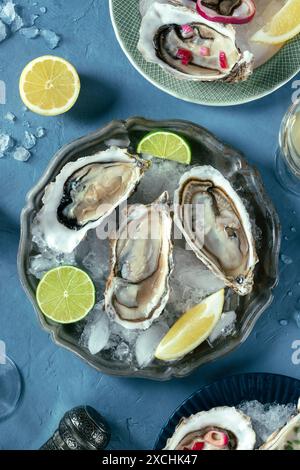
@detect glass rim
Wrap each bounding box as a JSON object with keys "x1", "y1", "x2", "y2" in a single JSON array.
[{"x1": 279, "y1": 97, "x2": 300, "y2": 178}]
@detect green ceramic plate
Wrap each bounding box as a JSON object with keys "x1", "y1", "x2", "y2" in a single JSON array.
[{"x1": 109, "y1": 0, "x2": 300, "y2": 106}]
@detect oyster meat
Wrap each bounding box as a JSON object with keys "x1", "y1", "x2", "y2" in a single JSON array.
[
  {"x1": 260, "y1": 399, "x2": 300, "y2": 450},
  {"x1": 173, "y1": 165, "x2": 258, "y2": 295},
  {"x1": 164, "y1": 406, "x2": 256, "y2": 450},
  {"x1": 105, "y1": 192, "x2": 173, "y2": 330},
  {"x1": 37, "y1": 147, "x2": 147, "y2": 253},
  {"x1": 138, "y1": 2, "x2": 253, "y2": 82}
]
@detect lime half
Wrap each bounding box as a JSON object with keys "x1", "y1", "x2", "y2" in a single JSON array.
[
  {"x1": 137, "y1": 131, "x2": 191, "y2": 164},
  {"x1": 36, "y1": 266, "x2": 95, "y2": 324}
]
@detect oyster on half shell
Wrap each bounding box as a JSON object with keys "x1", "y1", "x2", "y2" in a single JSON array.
[
  {"x1": 36, "y1": 147, "x2": 148, "y2": 253},
  {"x1": 105, "y1": 192, "x2": 173, "y2": 330},
  {"x1": 138, "y1": 2, "x2": 253, "y2": 83},
  {"x1": 260, "y1": 399, "x2": 300, "y2": 450},
  {"x1": 164, "y1": 406, "x2": 256, "y2": 450},
  {"x1": 173, "y1": 165, "x2": 258, "y2": 295}
]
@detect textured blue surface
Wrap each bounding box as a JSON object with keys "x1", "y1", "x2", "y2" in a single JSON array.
[{"x1": 0, "y1": 0, "x2": 300, "y2": 450}]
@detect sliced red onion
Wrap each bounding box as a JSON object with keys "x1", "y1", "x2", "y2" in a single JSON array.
[
  {"x1": 219, "y1": 51, "x2": 228, "y2": 69},
  {"x1": 196, "y1": 0, "x2": 256, "y2": 25},
  {"x1": 191, "y1": 441, "x2": 205, "y2": 451},
  {"x1": 176, "y1": 48, "x2": 193, "y2": 66},
  {"x1": 204, "y1": 430, "x2": 229, "y2": 448},
  {"x1": 181, "y1": 24, "x2": 194, "y2": 39},
  {"x1": 199, "y1": 46, "x2": 210, "y2": 57}
]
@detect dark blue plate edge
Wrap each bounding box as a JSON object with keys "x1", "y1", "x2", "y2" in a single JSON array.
[{"x1": 154, "y1": 372, "x2": 300, "y2": 449}]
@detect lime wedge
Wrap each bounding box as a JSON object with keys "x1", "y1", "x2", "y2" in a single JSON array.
[
  {"x1": 155, "y1": 289, "x2": 225, "y2": 362},
  {"x1": 137, "y1": 131, "x2": 191, "y2": 164},
  {"x1": 36, "y1": 266, "x2": 95, "y2": 324}
]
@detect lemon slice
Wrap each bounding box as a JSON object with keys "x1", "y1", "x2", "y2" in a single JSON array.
[
  {"x1": 137, "y1": 131, "x2": 191, "y2": 165},
  {"x1": 19, "y1": 55, "x2": 81, "y2": 116},
  {"x1": 36, "y1": 266, "x2": 95, "y2": 324},
  {"x1": 251, "y1": 0, "x2": 300, "y2": 44},
  {"x1": 155, "y1": 289, "x2": 225, "y2": 362}
]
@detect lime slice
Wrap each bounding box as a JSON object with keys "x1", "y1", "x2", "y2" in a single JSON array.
[
  {"x1": 36, "y1": 266, "x2": 95, "y2": 324},
  {"x1": 137, "y1": 131, "x2": 191, "y2": 164},
  {"x1": 155, "y1": 289, "x2": 225, "y2": 362}
]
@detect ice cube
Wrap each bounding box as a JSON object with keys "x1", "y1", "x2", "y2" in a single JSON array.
[
  {"x1": 80, "y1": 303, "x2": 110, "y2": 355},
  {"x1": 0, "y1": 19, "x2": 8, "y2": 42},
  {"x1": 0, "y1": 133, "x2": 14, "y2": 156},
  {"x1": 30, "y1": 14, "x2": 39, "y2": 25},
  {"x1": 135, "y1": 322, "x2": 169, "y2": 368},
  {"x1": 29, "y1": 251, "x2": 76, "y2": 279},
  {"x1": 12, "y1": 146, "x2": 31, "y2": 162},
  {"x1": 104, "y1": 136, "x2": 130, "y2": 148},
  {"x1": 40, "y1": 29, "x2": 61, "y2": 49},
  {"x1": 113, "y1": 342, "x2": 131, "y2": 362},
  {"x1": 11, "y1": 13, "x2": 23, "y2": 32},
  {"x1": 20, "y1": 26, "x2": 39, "y2": 39},
  {"x1": 208, "y1": 311, "x2": 237, "y2": 344},
  {"x1": 35, "y1": 126, "x2": 46, "y2": 138},
  {"x1": 4, "y1": 111, "x2": 16, "y2": 122},
  {"x1": 0, "y1": 1, "x2": 16, "y2": 25},
  {"x1": 23, "y1": 130, "x2": 37, "y2": 149},
  {"x1": 130, "y1": 158, "x2": 187, "y2": 205},
  {"x1": 40, "y1": 7, "x2": 47, "y2": 14}
]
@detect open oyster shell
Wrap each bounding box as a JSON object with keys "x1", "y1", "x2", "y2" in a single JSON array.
[
  {"x1": 173, "y1": 165, "x2": 258, "y2": 295},
  {"x1": 164, "y1": 406, "x2": 256, "y2": 450},
  {"x1": 138, "y1": 2, "x2": 253, "y2": 82},
  {"x1": 105, "y1": 192, "x2": 173, "y2": 330},
  {"x1": 260, "y1": 399, "x2": 300, "y2": 450},
  {"x1": 36, "y1": 147, "x2": 147, "y2": 253}
]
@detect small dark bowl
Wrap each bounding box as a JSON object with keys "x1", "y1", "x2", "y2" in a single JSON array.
[
  {"x1": 155, "y1": 372, "x2": 300, "y2": 449},
  {"x1": 18, "y1": 118, "x2": 281, "y2": 380}
]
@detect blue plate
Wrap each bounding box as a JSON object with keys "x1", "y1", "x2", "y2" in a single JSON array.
[{"x1": 154, "y1": 373, "x2": 300, "y2": 449}]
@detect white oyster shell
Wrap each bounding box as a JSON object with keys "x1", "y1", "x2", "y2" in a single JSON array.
[
  {"x1": 37, "y1": 147, "x2": 147, "y2": 253},
  {"x1": 105, "y1": 192, "x2": 173, "y2": 330},
  {"x1": 260, "y1": 399, "x2": 300, "y2": 450},
  {"x1": 138, "y1": 2, "x2": 253, "y2": 82},
  {"x1": 164, "y1": 406, "x2": 256, "y2": 450},
  {"x1": 173, "y1": 165, "x2": 258, "y2": 295}
]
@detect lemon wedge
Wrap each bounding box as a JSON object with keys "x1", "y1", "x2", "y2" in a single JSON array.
[
  {"x1": 251, "y1": 0, "x2": 300, "y2": 45},
  {"x1": 155, "y1": 289, "x2": 225, "y2": 362}
]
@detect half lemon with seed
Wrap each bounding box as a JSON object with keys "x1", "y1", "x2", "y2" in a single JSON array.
[
  {"x1": 137, "y1": 131, "x2": 191, "y2": 165},
  {"x1": 19, "y1": 56, "x2": 81, "y2": 116},
  {"x1": 155, "y1": 289, "x2": 225, "y2": 362},
  {"x1": 36, "y1": 266, "x2": 95, "y2": 324}
]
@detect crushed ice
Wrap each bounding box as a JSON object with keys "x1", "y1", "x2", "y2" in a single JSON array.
[
  {"x1": 0, "y1": 19, "x2": 8, "y2": 42},
  {"x1": 4, "y1": 111, "x2": 16, "y2": 122},
  {"x1": 12, "y1": 146, "x2": 31, "y2": 162},
  {"x1": 238, "y1": 400, "x2": 296, "y2": 446},
  {"x1": 20, "y1": 26, "x2": 39, "y2": 39},
  {"x1": 35, "y1": 127, "x2": 46, "y2": 138},
  {"x1": 0, "y1": 1, "x2": 61, "y2": 48},
  {"x1": 0, "y1": 133, "x2": 14, "y2": 157},
  {"x1": 23, "y1": 131, "x2": 37, "y2": 150},
  {"x1": 40, "y1": 29, "x2": 60, "y2": 49}
]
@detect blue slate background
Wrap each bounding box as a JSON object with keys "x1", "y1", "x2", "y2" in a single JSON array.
[{"x1": 0, "y1": 0, "x2": 300, "y2": 450}]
